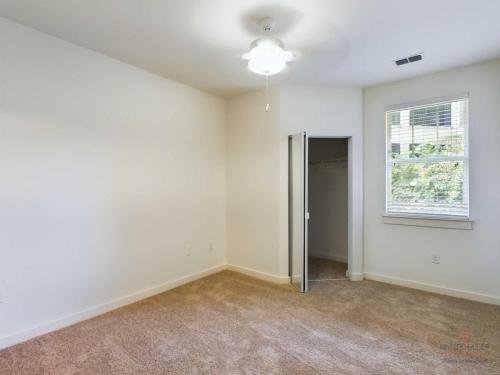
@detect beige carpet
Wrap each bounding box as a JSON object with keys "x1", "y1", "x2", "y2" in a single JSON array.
[{"x1": 1, "y1": 271, "x2": 499, "y2": 374}]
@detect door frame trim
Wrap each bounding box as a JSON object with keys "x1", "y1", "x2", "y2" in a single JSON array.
[{"x1": 290, "y1": 135, "x2": 355, "y2": 288}]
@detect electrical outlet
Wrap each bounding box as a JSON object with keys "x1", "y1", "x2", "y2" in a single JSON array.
[
  {"x1": 185, "y1": 245, "x2": 192, "y2": 257},
  {"x1": 208, "y1": 243, "x2": 214, "y2": 253},
  {"x1": 431, "y1": 253, "x2": 440, "y2": 264},
  {"x1": 0, "y1": 287, "x2": 4, "y2": 303}
]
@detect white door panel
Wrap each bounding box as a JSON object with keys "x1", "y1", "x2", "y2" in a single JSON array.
[{"x1": 289, "y1": 132, "x2": 308, "y2": 292}]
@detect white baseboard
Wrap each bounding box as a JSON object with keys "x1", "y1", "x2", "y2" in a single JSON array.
[
  {"x1": 364, "y1": 272, "x2": 500, "y2": 306},
  {"x1": 308, "y1": 252, "x2": 347, "y2": 263},
  {"x1": 226, "y1": 264, "x2": 290, "y2": 284},
  {"x1": 349, "y1": 272, "x2": 364, "y2": 281},
  {"x1": 0, "y1": 264, "x2": 227, "y2": 351},
  {"x1": 291, "y1": 274, "x2": 302, "y2": 283}
]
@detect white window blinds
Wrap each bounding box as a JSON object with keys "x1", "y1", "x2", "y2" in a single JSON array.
[{"x1": 386, "y1": 96, "x2": 469, "y2": 218}]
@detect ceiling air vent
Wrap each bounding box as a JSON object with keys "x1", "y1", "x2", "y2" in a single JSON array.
[{"x1": 395, "y1": 53, "x2": 423, "y2": 66}]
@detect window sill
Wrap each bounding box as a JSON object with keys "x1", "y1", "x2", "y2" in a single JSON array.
[{"x1": 382, "y1": 214, "x2": 473, "y2": 230}]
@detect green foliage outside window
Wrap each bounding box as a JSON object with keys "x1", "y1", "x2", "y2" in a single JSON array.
[
  {"x1": 391, "y1": 161, "x2": 464, "y2": 204},
  {"x1": 391, "y1": 136, "x2": 465, "y2": 205}
]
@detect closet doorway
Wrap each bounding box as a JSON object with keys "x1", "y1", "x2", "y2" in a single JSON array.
[
  {"x1": 289, "y1": 134, "x2": 350, "y2": 292},
  {"x1": 307, "y1": 138, "x2": 349, "y2": 287}
]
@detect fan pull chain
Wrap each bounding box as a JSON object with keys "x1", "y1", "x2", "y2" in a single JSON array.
[{"x1": 265, "y1": 74, "x2": 270, "y2": 112}]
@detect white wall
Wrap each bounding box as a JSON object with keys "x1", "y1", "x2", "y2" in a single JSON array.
[
  {"x1": 226, "y1": 89, "x2": 282, "y2": 277},
  {"x1": 0, "y1": 17, "x2": 227, "y2": 342},
  {"x1": 279, "y1": 86, "x2": 364, "y2": 279},
  {"x1": 226, "y1": 86, "x2": 363, "y2": 279},
  {"x1": 364, "y1": 59, "x2": 500, "y2": 303}
]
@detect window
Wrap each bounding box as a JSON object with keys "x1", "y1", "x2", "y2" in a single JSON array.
[
  {"x1": 391, "y1": 143, "x2": 400, "y2": 156},
  {"x1": 389, "y1": 112, "x2": 401, "y2": 127},
  {"x1": 386, "y1": 96, "x2": 469, "y2": 218},
  {"x1": 409, "y1": 143, "x2": 420, "y2": 157},
  {"x1": 410, "y1": 104, "x2": 452, "y2": 127}
]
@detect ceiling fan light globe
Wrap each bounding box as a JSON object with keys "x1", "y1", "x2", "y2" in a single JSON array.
[{"x1": 246, "y1": 38, "x2": 291, "y2": 76}]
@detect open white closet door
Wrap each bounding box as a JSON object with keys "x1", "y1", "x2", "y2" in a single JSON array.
[{"x1": 289, "y1": 132, "x2": 309, "y2": 292}]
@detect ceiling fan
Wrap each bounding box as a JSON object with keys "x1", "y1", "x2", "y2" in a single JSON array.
[
  {"x1": 242, "y1": 17, "x2": 294, "y2": 76},
  {"x1": 241, "y1": 17, "x2": 295, "y2": 111}
]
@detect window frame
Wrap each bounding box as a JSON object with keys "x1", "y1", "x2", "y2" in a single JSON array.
[{"x1": 384, "y1": 94, "x2": 470, "y2": 222}]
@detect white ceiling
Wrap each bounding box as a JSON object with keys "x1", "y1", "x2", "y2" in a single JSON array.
[{"x1": 1, "y1": 0, "x2": 500, "y2": 97}]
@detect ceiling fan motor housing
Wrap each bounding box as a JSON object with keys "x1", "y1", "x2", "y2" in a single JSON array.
[{"x1": 259, "y1": 17, "x2": 275, "y2": 32}]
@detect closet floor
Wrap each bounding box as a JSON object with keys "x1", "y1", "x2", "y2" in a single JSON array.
[{"x1": 308, "y1": 256, "x2": 348, "y2": 282}]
